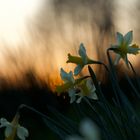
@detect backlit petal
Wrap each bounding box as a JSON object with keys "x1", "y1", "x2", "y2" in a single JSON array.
[
  {"x1": 17, "y1": 126, "x2": 29, "y2": 140},
  {"x1": 74, "y1": 65, "x2": 83, "y2": 76},
  {"x1": 60, "y1": 68, "x2": 74, "y2": 83},
  {"x1": 0, "y1": 118, "x2": 10, "y2": 128},
  {"x1": 124, "y1": 31, "x2": 133, "y2": 45},
  {"x1": 79, "y1": 44, "x2": 87, "y2": 60},
  {"x1": 76, "y1": 96, "x2": 83, "y2": 103},
  {"x1": 5, "y1": 124, "x2": 13, "y2": 137},
  {"x1": 128, "y1": 46, "x2": 140, "y2": 54},
  {"x1": 116, "y1": 32, "x2": 123, "y2": 45}
]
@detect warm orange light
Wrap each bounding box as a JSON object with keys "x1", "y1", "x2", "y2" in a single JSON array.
[{"x1": 0, "y1": 1, "x2": 139, "y2": 91}]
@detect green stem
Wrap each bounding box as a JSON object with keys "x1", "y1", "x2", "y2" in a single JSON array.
[
  {"x1": 107, "y1": 48, "x2": 121, "y2": 106},
  {"x1": 128, "y1": 61, "x2": 140, "y2": 93},
  {"x1": 90, "y1": 60, "x2": 110, "y2": 73},
  {"x1": 107, "y1": 48, "x2": 140, "y2": 123},
  {"x1": 16, "y1": 104, "x2": 72, "y2": 135}
]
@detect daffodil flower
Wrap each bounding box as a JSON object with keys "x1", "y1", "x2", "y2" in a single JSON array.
[
  {"x1": 66, "y1": 119, "x2": 100, "y2": 140},
  {"x1": 0, "y1": 113, "x2": 29, "y2": 140},
  {"x1": 56, "y1": 68, "x2": 77, "y2": 98},
  {"x1": 76, "y1": 78, "x2": 98, "y2": 103},
  {"x1": 111, "y1": 31, "x2": 140, "y2": 67},
  {"x1": 56, "y1": 68, "x2": 97, "y2": 103},
  {"x1": 59, "y1": 68, "x2": 79, "y2": 103},
  {"x1": 60, "y1": 68, "x2": 75, "y2": 84},
  {"x1": 67, "y1": 43, "x2": 97, "y2": 75}
]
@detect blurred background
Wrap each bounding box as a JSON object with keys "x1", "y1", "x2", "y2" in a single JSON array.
[
  {"x1": 0, "y1": 0, "x2": 140, "y2": 89},
  {"x1": 0, "y1": 1, "x2": 140, "y2": 139}
]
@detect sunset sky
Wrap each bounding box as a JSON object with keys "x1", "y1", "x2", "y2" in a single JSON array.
[{"x1": 0, "y1": 0, "x2": 139, "y2": 89}]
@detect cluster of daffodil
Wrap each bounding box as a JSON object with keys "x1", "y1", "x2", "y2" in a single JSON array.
[
  {"x1": 56, "y1": 43, "x2": 98, "y2": 103},
  {"x1": 0, "y1": 31, "x2": 139, "y2": 140},
  {"x1": 56, "y1": 31, "x2": 140, "y2": 104},
  {"x1": 0, "y1": 113, "x2": 28, "y2": 140}
]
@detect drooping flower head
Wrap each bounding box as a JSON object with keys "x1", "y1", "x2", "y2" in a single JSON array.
[
  {"x1": 0, "y1": 113, "x2": 29, "y2": 140},
  {"x1": 111, "y1": 31, "x2": 140, "y2": 67}
]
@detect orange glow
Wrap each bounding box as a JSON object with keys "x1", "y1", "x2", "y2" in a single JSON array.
[{"x1": 0, "y1": 1, "x2": 139, "y2": 91}]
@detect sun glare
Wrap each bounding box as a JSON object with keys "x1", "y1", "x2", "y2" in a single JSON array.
[{"x1": 0, "y1": 0, "x2": 42, "y2": 46}]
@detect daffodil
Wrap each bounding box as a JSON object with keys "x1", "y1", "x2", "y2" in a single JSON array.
[
  {"x1": 67, "y1": 43, "x2": 96, "y2": 75},
  {"x1": 59, "y1": 68, "x2": 81, "y2": 103},
  {"x1": 68, "y1": 78, "x2": 98, "y2": 104},
  {"x1": 0, "y1": 113, "x2": 29, "y2": 140},
  {"x1": 56, "y1": 68, "x2": 97, "y2": 103},
  {"x1": 56, "y1": 68, "x2": 77, "y2": 98},
  {"x1": 66, "y1": 119, "x2": 100, "y2": 140},
  {"x1": 111, "y1": 31, "x2": 140, "y2": 67},
  {"x1": 76, "y1": 78, "x2": 98, "y2": 103},
  {"x1": 60, "y1": 68, "x2": 75, "y2": 84}
]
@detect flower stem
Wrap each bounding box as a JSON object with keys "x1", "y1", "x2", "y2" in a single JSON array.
[{"x1": 16, "y1": 104, "x2": 72, "y2": 134}]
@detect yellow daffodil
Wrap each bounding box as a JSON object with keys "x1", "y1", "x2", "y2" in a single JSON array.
[
  {"x1": 0, "y1": 113, "x2": 29, "y2": 140},
  {"x1": 67, "y1": 43, "x2": 96, "y2": 75},
  {"x1": 111, "y1": 31, "x2": 140, "y2": 67}
]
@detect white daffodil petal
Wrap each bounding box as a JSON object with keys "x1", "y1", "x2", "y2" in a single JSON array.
[
  {"x1": 79, "y1": 44, "x2": 87, "y2": 59},
  {"x1": 90, "y1": 87, "x2": 96, "y2": 94},
  {"x1": 128, "y1": 47, "x2": 140, "y2": 54},
  {"x1": 79, "y1": 44, "x2": 88, "y2": 64},
  {"x1": 86, "y1": 79, "x2": 95, "y2": 90},
  {"x1": 116, "y1": 32, "x2": 123, "y2": 45},
  {"x1": 88, "y1": 92, "x2": 98, "y2": 100},
  {"x1": 60, "y1": 68, "x2": 74, "y2": 83},
  {"x1": 85, "y1": 79, "x2": 97, "y2": 98},
  {"x1": 124, "y1": 31, "x2": 133, "y2": 45},
  {"x1": 0, "y1": 118, "x2": 10, "y2": 128},
  {"x1": 17, "y1": 126, "x2": 29, "y2": 140},
  {"x1": 76, "y1": 96, "x2": 83, "y2": 103},
  {"x1": 5, "y1": 124, "x2": 13, "y2": 137},
  {"x1": 68, "y1": 89, "x2": 76, "y2": 103},
  {"x1": 60, "y1": 68, "x2": 68, "y2": 81},
  {"x1": 74, "y1": 65, "x2": 83, "y2": 76},
  {"x1": 80, "y1": 119, "x2": 100, "y2": 140}
]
